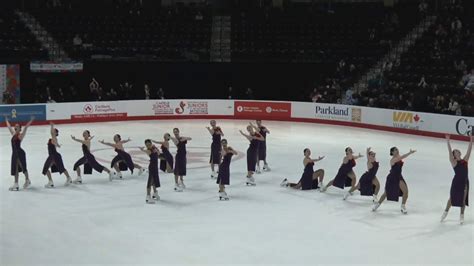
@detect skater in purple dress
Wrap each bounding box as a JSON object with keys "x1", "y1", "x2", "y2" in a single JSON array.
[
  {"x1": 140, "y1": 139, "x2": 161, "y2": 204},
  {"x1": 321, "y1": 147, "x2": 363, "y2": 194},
  {"x1": 240, "y1": 125, "x2": 264, "y2": 186},
  {"x1": 441, "y1": 134, "x2": 472, "y2": 224},
  {"x1": 206, "y1": 120, "x2": 224, "y2": 178},
  {"x1": 5, "y1": 115, "x2": 34, "y2": 191},
  {"x1": 43, "y1": 123, "x2": 72, "y2": 188},
  {"x1": 71, "y1": 130, "x2": 114, "y2": 183},
  {"x1": 152, "y1": 133, "x2": 174, "y2": 173},
  {"x1": 251, "y1": 120, "x2": 271, "y2": 173},
  {"x1": 280, "y1": 148, "x2": 325, "y2": 190},
  {"x1": 217, "y1": 139, "x2": 238, "y2": 200},
  {"x1": 343, "y1": 147, "x2": 380, "y2": 201},
  {"x1": 170, "y1": 128, "x2": 192, "y2": 191},
  {"x1": 373, "y1": 147, "x2": 416, "y2": 214},
  {"x1": 99, "y1": 134, "x2": 144, "y2": 179}
]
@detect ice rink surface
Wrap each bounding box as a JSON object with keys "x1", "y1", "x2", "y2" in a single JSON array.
[{"x1": 0, "y1": 119, "x2": 472, "y2": 266}]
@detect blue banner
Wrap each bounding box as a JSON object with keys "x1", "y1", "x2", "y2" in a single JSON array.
[{"x1": 0, "y1": 105, "x2": 46, "y2": 122}]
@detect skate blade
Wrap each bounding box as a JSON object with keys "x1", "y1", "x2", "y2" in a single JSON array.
[{"x1": 9, "y1": 188, "x2": 19, "y2": 191}]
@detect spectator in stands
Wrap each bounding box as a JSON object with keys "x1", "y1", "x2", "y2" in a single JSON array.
[
  {"x1": 227, "y1": 86, "x2": 235, "y2": 99},
  {"x1": 245, "y1": 87, "x2": 254, "y2": 100},
  {"x1": 157, "y1": 88, "x2": 165, "y2": 99},
  {"x1": 454, "y1": 60, "x2": 467, "y2": 73},
  {"x1": 448, "y1": 97, "x2": 462, "y2": 115},
  {"x1": 73, "y1": 34, "x2": 82, "y2": 47},
  {"x1": 418, "y1": 0, "x2": 428, "y2": 15},
  {"x1": 144, "y1": 84, "x2": 151, "y2": 100},
  {"x1": 450, "y1": 17, "x2": 462, "y2": 32},
  {"x1": 195, "y1": 11, "x2": 203, "y2": 21},
  {"x1": 106, "y1": 88, "x2": 118, "y2": 101},
  {"x1": 417, "y1": 75, "x2": 428, "y2": 88},
  {"x1": 68, "y1": 84, "x2": 78, "y2": 102},
  {"x1": 462, "y1": 69, "x2": 474, "y2": 91},
  {"x1": 2, "y1": 90, "x2": 13, "y2": 104},
  {"x1": 57, "y1": 88, "x2": 65, "y2": 102},
  {"x1": 310, "y1": 88, "x2": 322, "y2": 102}
]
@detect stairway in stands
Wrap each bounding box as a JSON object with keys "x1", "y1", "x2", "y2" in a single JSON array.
[{"x1": 210, "y1": 16, "x2": 231, "y2": 62}]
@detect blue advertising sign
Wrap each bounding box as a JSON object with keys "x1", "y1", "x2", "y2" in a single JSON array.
[{"x1": 0, "y1": 104, "x2": 46, "y2": 122}]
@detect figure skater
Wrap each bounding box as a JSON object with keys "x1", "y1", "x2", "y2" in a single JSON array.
[
  {"x1": 373, "y1": 147, "x2": 416, "y2": 214},
  {"x1": 5, "y1": 115, "x2": 34, "y2": 191},
  {"x1": 240, "y1": 125, "x2": 264, "y2": 186},
  {"x1": 42, "y1": 123, "x2": 72, "y2": 188},
  {"x1": 441, "y1": 134, "x2": 472, "y2": 224},
  {"x1": 99, "y1": 134, "x2": 144, "y2": 179},
  {"x1": 280, "y1": 148, "x2": 325, "y2": 190},
  {"x1": 206, "y1": 120, "x2": 224, "y2": 178},
  {"x1": 152, "y1": 133, "x2": 174, "y2": 173},
  {"x1": 71, "y1": 130, "x2": 114, "y2": 183},
  {"x1": 251, "y1": 120, "x2": 270, "y2": 173},
  {"x1": 140, "y1": 139, "x2": 161, "y2": 204},
  {"x1": 321, "y1": 147, "x2": 363, "y2": 194},
  {"x1": 217, "y1": 139, "x2": 237, "y2": 200},
  {"x1": 343, "y1": 147, "x2": 380, "y2": 202},
  {"x1": 170, "y1": 128, "x2": 192, "y2": 191}
]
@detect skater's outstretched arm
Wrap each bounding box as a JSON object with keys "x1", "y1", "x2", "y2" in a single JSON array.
[
  {"x1": 120, "y1": 137, "x2": 132, "y2": 144},
  {"x1": 393, "y1": 149, "x2": 416, "y2": 164},
  {"x1": 464, "y1": 134, "x2": 473, "y2": 161},
  {"x1": 351, "y1": 153, "x2": 364, "y2": 160},
  {"x1": 311, "y1": 156, "x2": 325, "y2": 163},
  {"x1": 4, "y1": 115, "x2": 14, "y2": 135},
  {"x1": 50, "y1": 123, "x2": 61, "y2": 147},
  {"x1": 151, "y1": 139, "x2": 165, "y2": 145},
  {"x1": 169, "y1": 136, "x2": 179, "y2": 145},
  {"x1": 181, "y1": 136, "x2": 192, "y2": 141},
  {"x1": 20, "y1": 116, "x2": 35, "y2": 140},
  {"x1": 446, "y1": 135, "x2": 456, "y2": 164},
  {"x1": 239, "y1": 130, "x2": 251, "y2": 141},
  {"x1": 139, "y1": 146, "x2": 151, "y2": 155},
  {"x1": 71, "y1": 135, "x2": 86, "y2": 144},
  {"x1": 99, "y1": 140, "x2": 116, "y2": 148},
  {"x1": 206, "y1": 126, "x2": 214, "y2": 135},
  {"x1": 227, "y1": 146, "x2": 238, "y2": 155}
]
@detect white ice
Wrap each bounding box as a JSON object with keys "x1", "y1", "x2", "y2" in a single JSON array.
[{"x1": 0, "y1": 119, "x2": 472, "y2": 265}]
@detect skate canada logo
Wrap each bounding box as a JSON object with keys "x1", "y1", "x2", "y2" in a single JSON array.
[
  {"x1": 455, "y1": 118, "x2": 473, "y2": 136},
  {"x1": 175, "y1": 101, "x2": 187, "y2": 114},
  {"x1": 315, "y1": 105, "x2": 351, "y2": 121},
  {"x1": 392, "y1": 111, "x2": 424, "y2": 130},
  {"x1": 83, "y1": 104, "x2": 93, "y2": 113},
  {"x1": 152, "y1": 101, "x2": 173, "y2": 115}
]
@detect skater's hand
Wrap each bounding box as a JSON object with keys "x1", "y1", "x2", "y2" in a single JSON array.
[
  {"x1": 99, "y1": 140, "x2": 105, "y2": 144},
  {"x1": 409, "y1": 149, "x2": 416, "y2": 154},
  {"x1": 71, "y1": 135, "x2": 76, "y2": 140},
  {"x1": 317, "y1": 156, "x2": 325, "y2": 161}
]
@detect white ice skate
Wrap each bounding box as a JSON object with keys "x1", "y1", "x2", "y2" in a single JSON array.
[
  {"x1": 9, "y1": 183, "x2": 19, "y2": 191},
  {"x1": 320, "y1": 186, "x2": 327, "y2": 192},
  {"x1": 138, "y1": 168, "x2": 145, "y2": 176},
  {"x1": 263, "y1": 163, "x2": 271, "y2": 172},
  {"x1": 152, "y1": 191, "x2": 160, "y2": 201},
  {"x1": 400, "y1": 204, "x2": 408, "y2": 214},
  {"x1": 460, "y1": 214, "x2": 464, "y2": 225},
  {"x1": 73, "y1": 176, "x2": 82, "y2": 184},
  {"x1": 372, "y1": 194, "x2": 378, "y2": 203},
  {"x1": 211, "y1": 171, "x2": 217, "y2": 179},
  {"x1": 44, "y1": 181, "x2": 54, "y2": 188},
  {"x1": 440, "y1": 211, "x2": 448, "y2": 222},
  {"x1": 256, "y1": 166, "x2": 261, "y2": 174},
  {"x1": 23, "y1": 180, "x2": 31, "y2": 189},
  {"x1": 246, "y1": 176, "x2": 256, "y2": 186},
  {"x1": 372, "y1": 202, "x2": 381, "y2": 212},
  {"x1": 174, "y1": 184, "x2": 183, "y2": 192},
  {"x1": 219, "y1": 191, "x2": 229, "y2": 201},
  {"x1": 318, "y1": 182, "x2": 323, "y2": 189},
  {"x1": 343, "y1": 191, "x2": 353, "y2": 200},
  {"x1": 146, "y1": 195, "x2": 155, "y2": 204},
  {"x1": 64, "y1": 177, "x2": 72, "y2": 186},
  {"x1": 179, "y1": 180, "x2": 186, "y2": 189},
  {"x1": 280, "y1": 178, "x2": 288, "y2": 187}
]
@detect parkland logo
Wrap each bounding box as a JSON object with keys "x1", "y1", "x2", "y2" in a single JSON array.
[{"x1": 392, "y1": 111, "x2": 423, "y2": 130}]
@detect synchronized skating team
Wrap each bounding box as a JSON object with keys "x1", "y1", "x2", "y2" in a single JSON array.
[{"x1": 4, "y1": 116, "x2": 471, "y2": 224}]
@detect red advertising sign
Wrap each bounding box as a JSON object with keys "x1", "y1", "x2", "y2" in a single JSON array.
[{"x1": 234, "y1": 101, "x2": 291, "y2": 119}]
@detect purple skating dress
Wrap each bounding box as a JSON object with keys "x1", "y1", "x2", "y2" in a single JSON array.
[
  {"x1": 10, "y1": 134, "x2": 27, "y2": 176},
  {"x1": 450, "y1": 160, "x2": 469, "y2": 207},
  {"x1": 257, "y1": 126, "x2": 267, "y2": 161},
  {"x1": 332, "y1": 159, "x2": 356, "y2": 189},
  {"x1": 246, "y1": 133, "x2": 260, "y2": 172},
  {"x1": 358, "y1": 161, "x2": 379, "y2": 196},
  {"x1": 385, "y1": 161, "x2": 406, "y2": 202},
  {"x1": 111, "y1": 148, "x2": 135, "y2": 173},
  {"x1": 42, "y1": 139, "x2": 66, "y2": 175},
  {"x1": 159, "y1": 144, "x2": 174, "y2": 172},
  {"x1": 299, "y1": 162, "x2": 319, "y2": 190},
  {"x1": 209, "y1": 127, "x2": 222, "y2": 165},
  {"x1": 174, "y1": 139, "x2": 187, "y2": 176},
  {"x1": 147, "y1": 146, "x2": 160, "y2": 188},
  {"x1": 73, "y1": 144, "x2": 105, "y2": 174},
  {"x1": 217, "y1": 150, "x2": 233, "y2": 185}
]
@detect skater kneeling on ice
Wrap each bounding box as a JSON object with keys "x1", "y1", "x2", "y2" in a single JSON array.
[
  {"x1": 217, "y1": 139, "x2": 238, "y2": 200},
  {"x1": 99, "y1": 134, "x2": 145, "y2": 179},
  {"x1": 140, "y1": 139, "x2": 161, "y2": 204},
  {"x1": 281, "y1": 148, "x2": 325, "y2": 190}
]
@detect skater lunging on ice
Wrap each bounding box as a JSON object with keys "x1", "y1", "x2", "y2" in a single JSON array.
[
  {"x1": 240, "y1": 125, "x2": 264, "y2": 186},
  {"x1": 217, "y1": 139, "x2": 237, "y2": 200},
  {"x1": 140, "y1": 139, "x2": 161, "y2": 204},
  {"x1": 170, "y1": 128, "x2": 192, "y2": 191},
  {"x1": 152, "y1": 133, "x2": 174, "y2": 173},
  {"x1": 280, "y1": 148, "x2": 325, "y2": 190},
  {"x1": 321, "y1": 147, "x2": 363, "y2": 194},
  {"x1": 5, "y1": 115, "x2": 34, "y2": 191},
  {"x1": 206, "y1": 120, "x2": 224, "y2": 178},
  {"x1": 441, "y1": 134, "x2": 472, "y2": 224},
  {"x1": 71, "y1": 130, "x2": 114, "y2": 183},
  {"x1": 343, "y1": 147, "x2": 380, "y2": 201},
  {"x1": 99, "y1": 134, "x2": 144, "y2": 179},
  {"x1": 250, "y1": 120, "x2": 270, "y2": 173},
  {"x1": 42, "y1": 123, "x2": 72, "y2": 188},
  {"x1": 372, "y1": 147, "x2": 416, "y2": 214}
]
